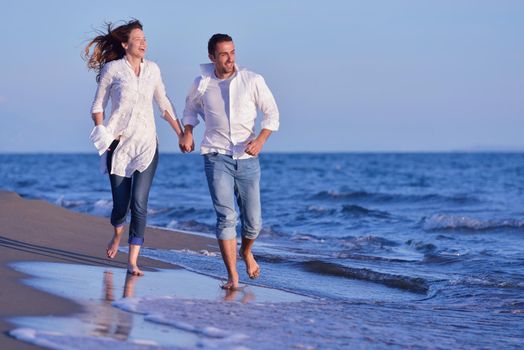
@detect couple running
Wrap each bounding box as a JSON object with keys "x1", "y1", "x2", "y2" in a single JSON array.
[{"x1": 84, "y1": 20, "x2": 279, "y2": 290}]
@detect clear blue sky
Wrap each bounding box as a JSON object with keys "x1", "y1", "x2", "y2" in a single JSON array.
[{"x1": 1, "y1": 0, "x2": 523, "y2": 153}]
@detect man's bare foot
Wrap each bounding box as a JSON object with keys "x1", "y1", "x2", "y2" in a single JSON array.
[
  {"x1": 127, "y1": 264, "x2": 144, "y2": 276},
  {"x1": 220, "y1": 272, "x2": 239, "y2": 290},
  {"x1": 106, "y1": 229, "x2": 123, "y2": 259},
  {"x1": 240, "y1": 246, "x2": 260, "y2": 279}
]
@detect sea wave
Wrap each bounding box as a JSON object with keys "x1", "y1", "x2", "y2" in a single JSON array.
[
  {"x1": 351, "y1": 235, "x2": 400, "y2": 247},
  {"x1": 290, "y1": 233, "x2": 326, "y2": 243},
  {"x1": 311, "y1": 190, "x2": 479, "y2": 205},
  {"x1": 15, "y1": 179, "x2": 38, "y2": 188},
  {"x1": 259, "y1": 225, "x2": 288, "y2": 238},
  {"x1": 169, "y1": 220, "x2": 214, "y2": 234},
  {"x1": 290, "y1": 233, "x2": 399, "y2": 247},
  {"x1": 341, "y1": 205, "x2": 391, "y2": 218},
  {"x1": 146, "y1": 207, "x2": 173, "y2": 216},
  {"x1": 304, "y1": 205, "x2": 338, "y2": 217},
  {"x1": 422, "y1": 214, "x2": 524, "y2": 231},
  {"x1": 449, "y1": 276, "x2": 524, "y2": 290},
  {"x1": 92, "y1": 199, "x2": 113, "y2": 216},
  {"x1": 405, "y1": 239, "x2": 437, "y2": 254},
  {"x1": 54, "y1": 196, "x2": 87, "y2": 209},
  {"x1": 300, "y1": 260, "x2": 429, "y2": 294},
  {"x1": 334, "y1": 252, "x2": 419, "y2": 263},
  {"x1": 311, "y1": 190, "x2": 388, "y2": 201}
]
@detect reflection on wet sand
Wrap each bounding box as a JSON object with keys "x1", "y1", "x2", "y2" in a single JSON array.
[
  {"x1": 9, "y1": 261, "x2": 307, "y2": 349},
  {"x1": 223, "y1": 287, "x2": 256, "y2": 303},
  {"x1": 91, "y1": 271, "x2": 138, "y2": 341}
]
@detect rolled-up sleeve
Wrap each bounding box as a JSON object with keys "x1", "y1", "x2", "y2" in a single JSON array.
[
  {"x1": 153, "y1": 65, "x2": 177, "y2": 121},
  {"x1": 90, "y1": 65, "x2": 112, "y2": 114},
  {"x1": 182, "y1": 78, "x2": 203, "y2": 127},
  {"x1": 254, "y1": 75, "x2": 279, "y2": 131}
]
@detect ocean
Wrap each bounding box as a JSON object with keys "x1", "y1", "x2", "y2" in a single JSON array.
[{"x1": 2, "y1": 152, "x2": 524, "y2": 348}]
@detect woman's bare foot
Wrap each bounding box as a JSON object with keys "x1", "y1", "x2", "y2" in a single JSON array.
[
  {"x1": 127, "y1": 264, "x2": 144, "y2": 276},
  {"x1": 240, "y1": 247, "x2": 260, "y2": 279},
  {"x1": 106, "y1": 227, "x2": 124, "y2": 259}
]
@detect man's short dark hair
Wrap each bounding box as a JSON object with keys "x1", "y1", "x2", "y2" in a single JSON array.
[{"x1": 208, "y1": 33, "x2": 233, "y2": 56}]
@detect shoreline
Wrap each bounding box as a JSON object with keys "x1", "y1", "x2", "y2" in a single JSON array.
[{"x1": 0, "y1": 190, "x2": 219, "y2": 349}]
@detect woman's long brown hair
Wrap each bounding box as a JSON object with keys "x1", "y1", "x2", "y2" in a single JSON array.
[{"x1": 84, "y1": 19, "x2": 143, "y2": 82}]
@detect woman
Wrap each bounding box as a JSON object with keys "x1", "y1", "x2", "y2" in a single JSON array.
[{"x1": 84, "y1": 19, "x2": 184, "y2": 276}]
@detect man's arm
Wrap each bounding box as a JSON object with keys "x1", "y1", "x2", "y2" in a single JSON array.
[
  {"x1": 245, "y1": 75, "x2": 279, "y2": 156},
  {"x1": 180, "y1": 78, "x2": 203, "y2": 153}
]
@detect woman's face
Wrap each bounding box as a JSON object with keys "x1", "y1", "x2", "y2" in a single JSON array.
[{"x1": 123, "y1": 28, "x2": 147, "y2": 59}]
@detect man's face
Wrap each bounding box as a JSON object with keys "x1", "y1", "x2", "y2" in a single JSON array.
[{"x1": 210, "y1": 41, "x2": 235, "y2": 76}]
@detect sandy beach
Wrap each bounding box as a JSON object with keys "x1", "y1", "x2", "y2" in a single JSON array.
[{"x1": 0, "y1": 190, "x2": 219, "y2": 349}]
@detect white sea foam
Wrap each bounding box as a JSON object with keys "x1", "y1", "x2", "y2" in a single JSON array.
[
  {"x1": 150, "y1": 223, "x2": 216, "y2": 239},
  {"x1": 423, "y1": 214, "x2": 524, "y2": 231},
  {"x1": 10, "y1": 328, "x2": 170, "y2": 350},
  {"x1": 92, "y1": 198, "x2": 113, "y2": 216},
  {"x1": 80, "y1": 296, "x2": 254, "y2": 348},
  {"x1": 54, "y1": 195, "x2": 86, "y2": 209},
  {"x1": 166, "y1": 219, "x2": 178, "y2": 228},
  {"x1": 177, "y1": 248, "x2": 218, "y2": 257},
  {"x1": 112, "y1": 297, "x2": 261, "y2": 348}
]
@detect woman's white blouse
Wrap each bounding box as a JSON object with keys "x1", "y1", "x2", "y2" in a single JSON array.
[{"x1": 90, "y1": 58, "x2": 177, "y2": 177}]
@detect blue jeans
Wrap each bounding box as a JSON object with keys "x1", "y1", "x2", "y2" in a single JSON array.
[
  {"x1": 204, "y1": 153, "x2": 262, "y2": 240},
  {"x1": 107, "y1": 140, "x2": 158, "y2": 246}
]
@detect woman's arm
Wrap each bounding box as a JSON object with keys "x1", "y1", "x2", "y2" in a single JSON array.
[
  {"x1": 92, "y1": 112, "x2": 104, "y2": 126},
  {"x1": 163, "y1": 110, "x2": 183, "y2": 137},
  {"x1": 153, "y1": 67, "x2": 178, "y2": 126},
  {"x1": 89, "y1": 65, "x2": 114, "y2": 154},
  {"x1": 91, "y1": 65, "x2": 112, "y2": 124}
]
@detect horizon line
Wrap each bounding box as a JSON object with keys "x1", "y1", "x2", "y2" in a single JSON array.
[{"x1": 1, "y1": 150, "x2": 523, "y2": 155}]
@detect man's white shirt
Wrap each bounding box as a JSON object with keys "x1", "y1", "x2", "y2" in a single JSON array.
[{"x1": 183, "y1": 63, "x2": 279, "y2": 159}]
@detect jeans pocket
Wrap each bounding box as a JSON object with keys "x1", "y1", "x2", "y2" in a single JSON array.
[
  {"x1": 204, "y1": 152, "x2": 219, "y2": 162},
  {"x1": 204, "y1": 153, "x2": 220, "y2": 172}
]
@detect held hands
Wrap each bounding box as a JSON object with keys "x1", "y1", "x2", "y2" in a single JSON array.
[
  {"x1": 166, "y1": 115, "x2": 194, "y2": 153},
  {"x1": 179, "y1": 132, "x2": 195, "y2": 153}
]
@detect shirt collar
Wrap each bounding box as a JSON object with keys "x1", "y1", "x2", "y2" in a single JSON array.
[
  {"x1": 123, "y1": 57, "x2": 145, "y2": 70},
  {"x1": 199, "y1": 63, "x2": 244, "y2": 78}
]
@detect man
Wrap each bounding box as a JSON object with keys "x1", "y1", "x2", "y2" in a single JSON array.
[{"x1": 180, "y1": 33, "x2": 279, "y2": 290}]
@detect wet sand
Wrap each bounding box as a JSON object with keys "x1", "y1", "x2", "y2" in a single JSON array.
[{"x1": 0, "y1": 191, "x2": 218, "y2": 349}]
